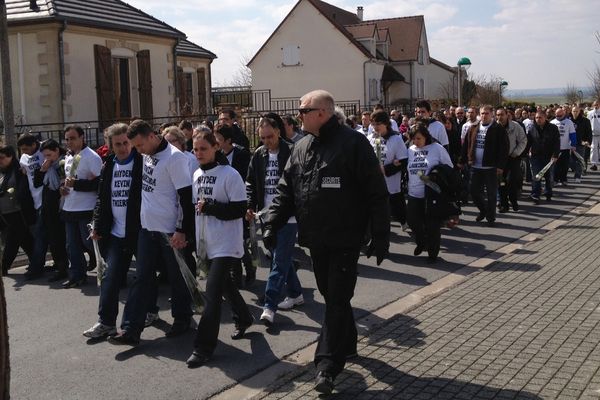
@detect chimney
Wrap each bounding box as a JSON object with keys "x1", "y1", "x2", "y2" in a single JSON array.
[
  {"x1": 357, "y1": 6, "x2": 364, "y2": 21},
  {"x1": 29, "y1": 0, "x2": 39, "y2": 11}
]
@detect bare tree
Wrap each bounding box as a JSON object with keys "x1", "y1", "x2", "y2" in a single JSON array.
[
  {"x1": 220, "y1": 54, "x2": 252, "y2": 88},
  {"x1": 437, "y1": 77, "x2": 456, "y2": 103},
  {"x1": 563, "y1": 83, "x2": 580, "y2": 105},
  {"x1": 472, "y1": 74, "x2": 506, "y2": 106}
]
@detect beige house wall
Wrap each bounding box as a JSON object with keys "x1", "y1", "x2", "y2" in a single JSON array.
[
  {"x1": 250, "y1": 0, "x2": 369, "y2": 105},
  {"x1": 2, "y1": 24, "x2": 63, "y2": 126},
  {"x1": 63, "y1": 26, "x2": 176, "y2": 121}
]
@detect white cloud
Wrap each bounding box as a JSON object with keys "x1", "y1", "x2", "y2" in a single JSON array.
[{"x1": 428, "y1": 0, "x2": 599, "y2": 89}]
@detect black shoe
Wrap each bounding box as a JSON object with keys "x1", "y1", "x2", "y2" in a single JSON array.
[
  {"x1": 315, "y1": 371, "x2": 334, "y2": 395},
  {"x1": 545, "y1": 195, "x2": 552, "y2": 202},
  {"x1": 511, "y1": 201, "x2": 519, "y2": 212},
  {"x1": 498, "y1": 206, "x2": 508, "y2": 213},
  {"x1": 426, "y1": 256, "x2": 438, "y2": 264},
  {"x1": 413, "y1": 245, "x2": 423, "y2": 256},
  {"x1": 486, "y1": 220, "x2": 496, "y2": 227},
  {"x1": 529, "y1": 195, "x2": 540, "y2": 205},
  {"x1": 61, "y1": 277, "x2": 87, "y2": 288},
  {"x1": 165, "y1": 319, "x2": 191, "y2": 337},
  {"x1": 591, "y1": 165, "x2": 598, "y2": 171},
  {"x1": 475, "y1": 213, "x2": 485, "y2": 222},
  {"x1": 108, "y1": 330, "x2": 140, "y2": 346},
  {"x1": 24, "y1": 271, "x2": 43, "y2": 281},
  {"x1": 186, "y1": 350, "x2": 210, "y2": 368},
  {"x1": 48, "y1": 271, "x2": 68, "y2": 282},
  {"x1": 231, "y1": 319, "x2": 253, "y2": 340},
  {"x1": 245, "y1": 267, "x2": 256, "y2": 285}
]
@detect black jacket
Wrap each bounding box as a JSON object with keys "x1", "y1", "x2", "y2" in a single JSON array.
[
  {"x1": 224, "y1": 145, "x2": 251, "y2": 182},
  {"x1": 462, "y1": 121, "x2": 508, "y2": 169},
  {"x1": 572, "y1": 115, "x2": 593, "y2": 145},
  {"x1": 33, "y1": 162, "x2": 63, "y2": 222},
  {"x1": 232, "y1": 124, "x2": 250, "y2": 150},
  {"x1": 526, "y1": 122, "x2": 560, "y2": 160},
  {"x1": 92, "y1": 150, "x2": 143, "y2": 247},
  {"x1": 263, "y1": 116, "x2": 390, "y2": 249},
  {"x1": 0, "y1": 165, "x2": 36, "y2": 226},
  {"x1": 246, "y1": 139, "x2": 293, "y2": 212}
]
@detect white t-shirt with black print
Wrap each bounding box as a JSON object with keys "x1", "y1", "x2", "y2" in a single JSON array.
[
  {"x1": 110, "y1": 159, "x2": 134, "y2": 238},
  {"x1": 140, "y1": 143, "x2": 192, "y2": 233},
  {"x1": 473, "y1": 123, "x2": 493, "y2": 169},
  {"x1": 263, "y1": 151, "x2": 295, "y2": 223},
  {"x1": 368, "y1": 133, "x2": 408, "y2": 194},
  {"x1": 427, "y1": 120, "x2": 450, "y2": 147},
  {"x1": 407, "y1": 143, "x2": 453, "y2": 199},
  {"x1": 19, "y1": 150, "x2": 43, "y2": 210},
  {"x1": 63, "y1": 146, "x2": 103, "y2": 212},
  {"x1": 551, "y1": 118, "x2": 576, "y2": 150},
  {"x1": 193, "y1": 164, "x2": 246, "y2": 259}
]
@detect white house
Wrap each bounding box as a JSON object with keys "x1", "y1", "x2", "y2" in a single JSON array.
[
  {"x1": 248, "y1": 0, "x2": 456, "y2": 111},
  {"x1": 1, "y1": 0, "x2": 216, "y2": 130}
]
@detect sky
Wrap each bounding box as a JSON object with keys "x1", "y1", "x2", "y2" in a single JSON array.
[{"x1": 127, "y1": 0, "x2": 600, "y2": 91}]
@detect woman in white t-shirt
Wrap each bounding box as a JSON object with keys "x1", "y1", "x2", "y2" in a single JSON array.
[
  {"x1": 406, "y1": 124, "x2": 453, "y2": 263},
  {"x1": 186, "y1": 130, "x2": 254, "y2": 368}
]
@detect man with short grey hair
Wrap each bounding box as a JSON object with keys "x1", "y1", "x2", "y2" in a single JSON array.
[{"x1": 262, "y1": 89, "x2": 390, "y2": 395}]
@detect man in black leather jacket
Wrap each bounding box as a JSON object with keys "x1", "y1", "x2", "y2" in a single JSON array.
[{"x1": 262, "y1": 90, "x2": 390, "y2": 395}]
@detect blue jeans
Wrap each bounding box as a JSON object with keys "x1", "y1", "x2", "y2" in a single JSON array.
[
  {"x1": 571, "y1": 145, "x2": 585, "y2": 179},
  {"x1": 120, "y1": 229, "x2": 192, "y2": 335},
  {"x1": 98, "y1": 235, "x2": 134, "y2": 326},
  {"x1": 64, "y1": 213, "x2": 93, "y2": 281},
  {"x1": 264, "y1": 223, "x2": 301, "y2": 311},
  {"x1": 530, "y1": 157, "x2": 553, "y2": 198}
]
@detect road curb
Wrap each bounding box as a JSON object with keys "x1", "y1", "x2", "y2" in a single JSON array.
[{"x1": 202, "y1": 190, "x2": 600, "y2": 400}]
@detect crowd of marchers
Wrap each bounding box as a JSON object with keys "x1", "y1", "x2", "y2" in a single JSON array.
[{"x1": 1, "y1": 90, "x2": 599, "y2": 395}]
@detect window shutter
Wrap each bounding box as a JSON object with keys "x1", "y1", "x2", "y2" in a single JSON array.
[
  {"x1": 137, "y1": 49, "x2": 153, "y2": 120},
  {"x1": 177, "y1": 66, "x2": 185, "y2": 115},
  {"x1": 197, "y1": 68, "x2": 207, "y2": 114},
  {"x1": 94, "y1": 44, "x2": 114, "y2": 128}
]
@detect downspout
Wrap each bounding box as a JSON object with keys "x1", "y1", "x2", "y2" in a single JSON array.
[
  {"x1": 363, "y1": 59, "x2": 370, "y2": 109},
  {"x1": 172, "y1": 37, "x2": 180, "y2": 116},
  {"x1": 17, "y1": 33, "x2": 26, "y2": 120},
  {"x1": 207, "y1": 59, "x2": 213, "y2": 113},
  {"x1": 409, "y1": 61, "x2": 414, "y2": 112},
  {"x1": 59, "y1": 20, "x2": 67, "y2": 123}
]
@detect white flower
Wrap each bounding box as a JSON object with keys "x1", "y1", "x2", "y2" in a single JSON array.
[{"x1": 6, "y1": 187, "x2": 15, "y2": 194}]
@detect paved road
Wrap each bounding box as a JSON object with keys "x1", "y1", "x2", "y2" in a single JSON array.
[
  {"x1": 253, "y1": 192, "x2": 600, "y2": 399},
  {"x1": 4, "y1": 173, "x2": 599, "y2": 399}
]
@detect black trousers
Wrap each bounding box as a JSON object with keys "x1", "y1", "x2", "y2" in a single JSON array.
[
  {"x1": 193, "y1": 256, "x2": 253, "y2": 356},
  {"x1": 310, "y1": 246, "x2": 359, "y2": 378},
  {"x1": 554, "y1": 149, "x2": 570, "y2": 183},
  {"x1": 389, "y1": 192, "x2": 406, "y2": 225},
  {"x1": 406, "y1": 196, "x2": 442, "y2": 259},
  {"x1": 1, "y1": 212, "x2": 33, "y2": 273},
  {"x1": 499, "y1": 157, "x2": 523, "y2": 208},
  {"x1": 470, "y1": 168, "x2": 498, "y2": 222}
]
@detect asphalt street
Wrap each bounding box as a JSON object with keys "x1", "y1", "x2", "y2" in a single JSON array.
[{"x1": 4, "y1": 172, "x2": 599, "y2": 399}]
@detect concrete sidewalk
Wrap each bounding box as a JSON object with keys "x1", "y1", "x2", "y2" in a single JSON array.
[{"x1": 251, "y1": 204, "x2": 600, "y2": 399}]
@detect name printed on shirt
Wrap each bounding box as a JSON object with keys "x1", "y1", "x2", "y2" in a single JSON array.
[
  {"x1": 196, "y1": 174, "x2": 217, "y2": 202},
  {"x1": 142, "y1": 156, "x2": 159, "y2": 193},
  {"x1": 409, "y1": 149, "x2": 429, "y2": 175},
  {"x1": 112, "y1": 168, "x2": 132, "y2": 208}
]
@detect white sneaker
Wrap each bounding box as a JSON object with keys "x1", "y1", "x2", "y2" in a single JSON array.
[
  {"x1": 83, "y1": 322, "x2": 116, "y2": 339},
  {"x1": 401, "y1": 223, "x2": 410, "y2": 232},
  {"x1": 144, "y1": 312, "x2": 160, "y2": 327},
  {"x1": 575, "y1": 178, "x2": 582, "y2": 183},
  {"x1": 277, "y1": 294, "x2": 304, "y2": 310},
  {"x1": 260, "y1": 308, "x2": 275, "y2": 325}
]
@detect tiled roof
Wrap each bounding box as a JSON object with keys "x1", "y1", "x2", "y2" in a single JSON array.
[
  {"x1": 6, "y1": 0, "x2": 185, "y2": 38},
  {"x1": 176, "y1": 39, "x2": 217, "y2": 59},
  {"x1": 367, "y1": 16, "x2": 424, "y2": 62}
]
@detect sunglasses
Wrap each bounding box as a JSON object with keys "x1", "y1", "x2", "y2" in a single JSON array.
[{"x1": 298, "y1": 108, "x2": 320, "y2": 115}]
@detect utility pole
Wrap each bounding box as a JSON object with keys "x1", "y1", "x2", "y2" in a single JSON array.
[{"x1": 0, "y1": 0, "x2": 16, "y2": 147}]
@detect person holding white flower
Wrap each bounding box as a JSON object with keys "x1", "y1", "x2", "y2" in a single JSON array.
[
  {"x1": 61, "y1": 125, "x2": 103, "y2": 288},
  {"x1": 0, "y1": 145, "x2": 36, "y2": 276}
]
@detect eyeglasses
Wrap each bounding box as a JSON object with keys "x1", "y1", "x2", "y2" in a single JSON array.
[{"x1": 298, "y1": 108, "x2": 320, "y2": 115}]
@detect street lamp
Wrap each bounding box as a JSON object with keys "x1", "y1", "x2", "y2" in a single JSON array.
[
  {"x1": 457, "y1": 57, "x2": 471, "y2": 107},
  {"x1": 499, "y1": 80, "x2": 508, "y2": 106}
]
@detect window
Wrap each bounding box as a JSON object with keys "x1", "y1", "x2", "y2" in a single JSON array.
[
  {"x1": 418, "y1": 78, "x2": 425, "y2": 99},
  {"x1": 282, "y1": 45, "x2": 300, "y2": 66},
  {"x1": 418, "y1": 46, "x2": 424, "y2": 65},
  {"x1": 113, "y1": 58, "x2": 131, "y2": 119}
]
